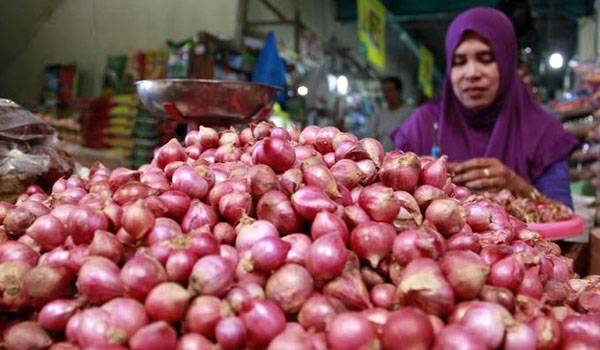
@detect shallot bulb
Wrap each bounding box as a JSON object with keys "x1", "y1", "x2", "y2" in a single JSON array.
[
  {"x1": 326, "y1": 312, "x2": 379, "y2": 350},
  {"x1": 350, "y1": 221, "x2": 396, "y2": 268},
  {"x1": 425, "y1": 199, "x2": 466, "y2": 237},
  {"x1": 397, "y1": 258, "x2": 455, "y2": 316},
  {"x1": 380, "y1": 151, "x2": 421, "y2": 192}
]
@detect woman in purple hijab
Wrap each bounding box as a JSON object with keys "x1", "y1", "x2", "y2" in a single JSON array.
[{"x1": 391, "y1": 7, "x2": 578, "y2": 207}]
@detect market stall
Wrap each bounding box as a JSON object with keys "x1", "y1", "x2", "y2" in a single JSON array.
[{"x1": 2, "y1": 1, "x2": 600, "y2": 350}]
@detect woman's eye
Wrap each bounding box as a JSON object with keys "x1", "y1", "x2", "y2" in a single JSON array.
[
  {"x1": 478, "y1": 52, "x2": 495, "y2": 64},
  {"x1": 453, "y1": 55, "x2": 466, "y2": 66}
]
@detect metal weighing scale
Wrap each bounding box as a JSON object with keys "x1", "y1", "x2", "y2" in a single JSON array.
[{"x1": 135, "y1": 79, "x2": 281, "y2": 129}]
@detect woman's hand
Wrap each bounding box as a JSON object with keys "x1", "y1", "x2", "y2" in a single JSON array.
[{"x1": 449, "y1": 157, "x2": 535, "y2": 198}]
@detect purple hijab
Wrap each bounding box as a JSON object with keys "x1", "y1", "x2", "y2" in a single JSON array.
[{"x1": 391, "y1": 7, "x2": 577, "y2": 183}]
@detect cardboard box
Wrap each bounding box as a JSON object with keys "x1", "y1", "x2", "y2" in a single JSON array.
[{"x1": 590, "y1": 228, "x2": 600, "y2": 275}]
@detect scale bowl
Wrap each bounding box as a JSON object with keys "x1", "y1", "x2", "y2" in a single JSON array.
[{"x1": 135, "y1": 79, "x2": 280, "y2": 126}]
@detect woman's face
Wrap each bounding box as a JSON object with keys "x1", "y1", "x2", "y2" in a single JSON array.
[{"x1": 450, "y1": 34, "x2": 500, "y2": 111}]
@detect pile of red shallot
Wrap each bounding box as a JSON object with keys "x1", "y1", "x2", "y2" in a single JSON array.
[
  {"x1": 0, "y1": 122, "x2": 599, "y2": 350},
  {"x1": 482, "y1": 189, "x2": 572, "y2": 224}
]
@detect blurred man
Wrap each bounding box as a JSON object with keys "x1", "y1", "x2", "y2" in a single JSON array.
[{"x1": 373, "y1": 77, "x2": 412, "y2": 151}]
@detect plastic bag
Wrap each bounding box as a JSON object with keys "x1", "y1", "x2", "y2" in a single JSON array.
[
  {"x1": 0, "y1": 99, "x2": 55, "y2": 142},
  {"x1": 0, "y1": 99, "x2": 74, "y2": 181},
  {"x1": 0, "y1": 142, "x2": 49, "y2": 176}
]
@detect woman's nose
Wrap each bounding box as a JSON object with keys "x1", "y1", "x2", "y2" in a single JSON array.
[{"x1": 464, "y1": 60, "x2": 481, "y2": 79}]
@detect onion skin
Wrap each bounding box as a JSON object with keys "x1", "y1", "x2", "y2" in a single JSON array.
[
  {"x1": 257, "y1": 190, "x2": 304, "y2": 234},
  {"x1": 355, "y1": 159, "x2": 377, "y2": 185},
  {"x1": 145, "y1": 282, "x2": 191, "y2": 323},
  {"x1": 219, "y1": 191, "x2": 252, "y2": 224},
  {"x1": 235, "y1": 218, "x2": 278, "y2": 252},
  {"x1": 100, "y1": 297, "x2": 149, "y2": 343},
  {"x1": 370, "y1": 283, "x2": 399, "y2": 310},
  {"x1": 311, "y1": 211, "x2": 349, "y2": 244},
  {"x1": 23, "y1": 265, "x2": 73, "y2": 307},
  {"x1": 184, "y1": 296, "x2": 229, "y2": 338},
  {"x1": 414, "y1": 185, "x2": 447, "y2": 211},
  {"x1": 256, "y1": 136, "x2": 296, "y2": 173},
  {"x1": 241, "y1": 299, "x2": 287, "y2": 349},
  {"x1": 460, "y1": 302, "x2": 507, "y2": 349},
  {"x1": 299, "y1": 125, "x2": 320, "y2": 146},
  {"x1": 432, "y1": 324, "x2": 487, "y2": 350},
  {"x1": 215, "y1": 317, "x2": 247, "y2": 350},
  {"x1": 181, "y1": 200, "x2": 218, "y2": 232},
  {"x1": 305, "y1": 233, "x2": 348, "y2": 281},
  {"x1": 249, "y1": 236, "x2": 290, "y2": 273},
  {"x1": 89, "y1": 230, "x2": 123, "y2": 263},
  {"x1": 176, "y1": 333, "x2": 214, "y2": 350},
  {"x1": 420, "y1": 155, "x2": 448, "y2": 189},
  {"x1": 279, "y1": 168, "x2": 303, "y2": 196},
  {"x1": 358, "y1": 184, "x2": 400, "y2": 223},
  {"x1": 446, "y1": 232, "x2": 480, "y2": 253},
  {"x1": 77, "y1": 257, "x2": 122, "y2": 304},
  {"x1": 188, "y1": 255, "x2": 235, "y2": 297},
  {"x1": 397, "y1": 258, "x2": 455, "y2": 316},
  {"x1": 561, "y1": 314, "x2": 600, "y2": 349},
  {"x1": 380, "y1": 151, "x2": 421, "y2": 192},
  {"x1": 121, "y1": 200, "x2": 155, "y2": 240},
  {"x1": 0, "y1": 241, "x2": 39, "y2": 266},
  {"x1": 113, "y1": 182, "x2": 158, "y2": 206},
  {"x1": 165, "y1": 249, "x2": 199, "y2": 284},
  {"x1": 315, "y1": 126, "x2": 339, "y2": 154},
  {"x1": 213, "y1": 222, "x2": 236, "y2": 245},
  {"x1": 129, "y1": 321, "x2": 177, "y2": 350},
  {"x1": 324, "y1": 269, "x2": 372, "y2": 310},
  {"x1": 480, "y1": 285, "x2": 515, "y2": 312},
  {"x1": 480, "y1": 244, "x2": 514, "y2": 266},
  {"x1": 330, "y1": 159, "x2": 365, "y2": 190},
  {"x1": 326, "y1": 312, "x2": 379, "y2": 350},
  {"x1": 282, "y1": 234, "x2": 312, "y2": 265},
  {"x1": 0, "y1": 261, "x2": 32, "y2": 312},
  {"x1": 265, "y1": 263, "x2": 314, "y2": 314},
  {"x1": 267, "y1": 330, "x2": 315, "y2": 350},
  {"x1": 67, "y1": 206, "x2": 109, "y2": 245},
  {"x1": 490, "y1": 254, "x2": 525, "y2": 292},
  {"x1": 155, "y1": 138, "x2": 187, "y2": 169},
  {"x1": 518, "y1": 266, "x2": 544, "y2": 299},
  {"x1": 49, "y1": 342, "x2": 82, "y2": 350},
  {"x1": 350, "y1": 222, "x2": 396, "y2": 268},
  {"x1": 198, "y1": 126, "x2": 220, "y2": 149},
  {"x1": 343, "y1": 205, "x2": 371, "y2": 230},
  {"x1": 424, "y1": 199, "x2": 466, "y2": 237},
  {"x1": 39, "y1": 298, "x2": 82, "y2": 332},
  {"x1": 465, "y1": 203, "x2": 492, "y2": 232},
  {"x1": 529, "y1": 315, "x2": 561, "y2": 350},
  {"x1": 4, "y1": 321, "x2": 52, "y2": 350},
  {"x1": 303, "y1": 164, "x2": 341, "y2": 199},
  {"x1": 392, "y1": 229, "x2": 445, "y2": 267},
  {"x1": 440, "y1": 251, "x2": 489, "y2": 300},
  {"x1": 505, "y1": 323, "x2": 537, "y2": 350},
  {"x1": 4, "y1": 207, "x2": 36, "y2": 237},
  {"x1": 158, "y1": 191, "x2": 191, "y2": 222},
  {"x1": 120, "y1": 253, "x2": 167, "y2": 301},
  {"x1": 248, "y1": 164, "x2": 279, "y2": 199},
  {"x1": 381, "y1": 307, "x2": 434, "y2": 350},
  {"x1": 25, "y1": 215, "x2": 66, "y2": 251},
  {"x1": 298, "y1": 293, "x2": 336, "y2": 332},
  {"x1": 291, "y1": 186, "x2": 337, "y2": 221}
]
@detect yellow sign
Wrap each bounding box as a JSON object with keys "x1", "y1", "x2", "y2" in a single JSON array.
[
  {"x1": 419, "y1": 44, "x2": 434, "y2": 97},
  {"x1": 358, "y1": 0, "x2": 386, "y2": 70}
]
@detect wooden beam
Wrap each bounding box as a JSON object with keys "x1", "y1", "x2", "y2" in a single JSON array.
[
  {"x1": 258, "y1": 0, "x2": 288, "y2": 22},
  {"x1": 246, "y1": 20, "x2": 296, "y2": 26}
]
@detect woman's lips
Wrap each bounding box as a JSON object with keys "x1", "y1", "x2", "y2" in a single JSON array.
[{"x1": 463, "y1": 87, "x2": 486, "y2": 98}]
